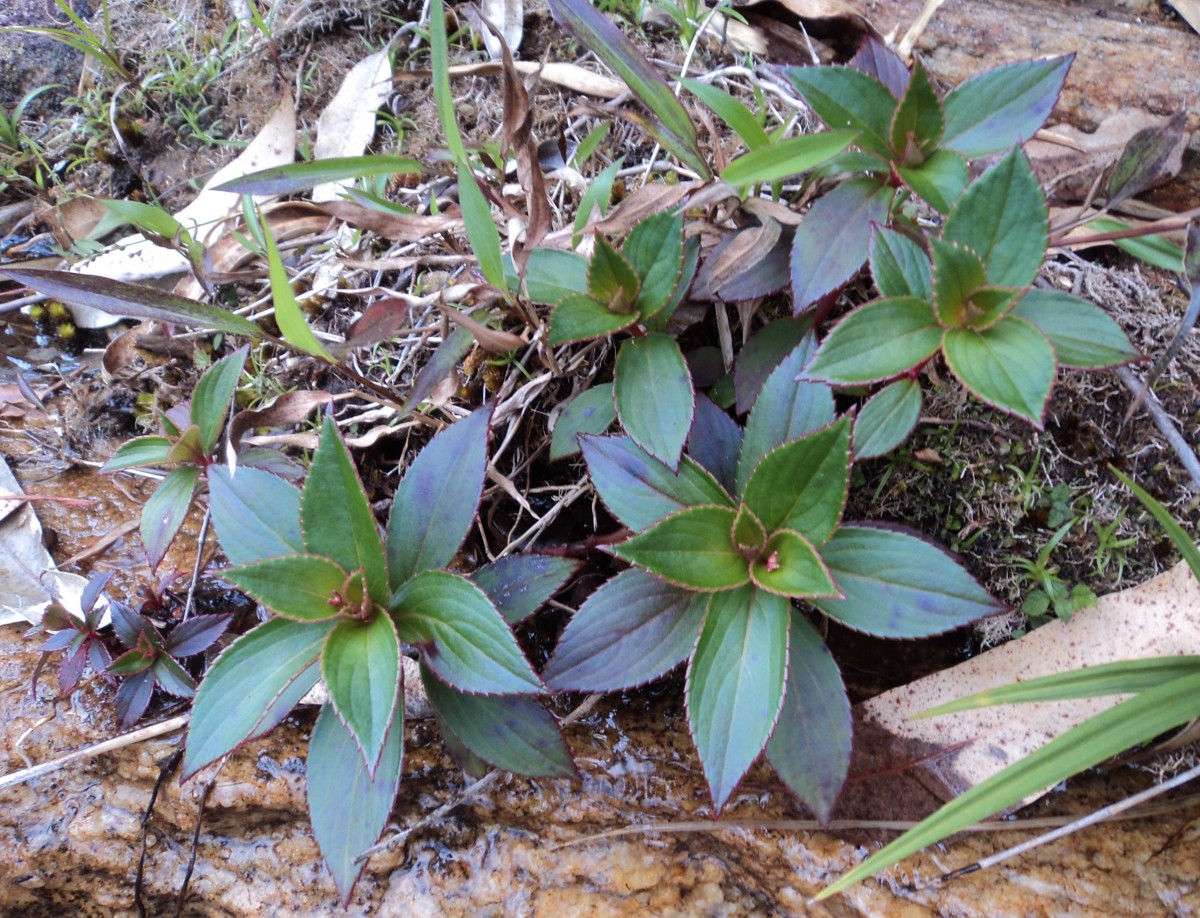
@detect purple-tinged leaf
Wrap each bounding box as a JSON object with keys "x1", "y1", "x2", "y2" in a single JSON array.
[
  {"x1": 615, "y1": 332, "x2": 694, "y2": 470},
  {"x1": 733, "y1": 317, "x2": 813, "y2": 416},
  {"x1": 308, "y1": 701, "x2": 403, "y2": 904},
  {"x1": 712, "y1": 226, "x2": 793, "y2": 304},
  {"x1": 224, "y1": 555, "x2": 349, "y2": 622},
  {"x1": 183, "y1": 617, "x2": 337, "y2": 778},
  {"x1": 889, "y1": 60, "x2": 943, "y2": 164},
  {"x1": 813, "y1": 524, "x2": 1003, "y2": 637},
  {"x1": 166, "y1": 425, "x2": 206, "y2": 465},
  {"x1": 141, "y1": 466, "x2": 201, "y2": 571},
  {"x1": 791, "y1": 178, "x2": 894, "y2": 313},
  {"x1": 743, "y1": 418, "x2": 851, "y2": 546},
  {"x1": 612, "y1": 505, "x2": 749, "y2": 591},
  {"x1": 687, "y1": 585, "x2": 789, "y2": 813},
  {"x1": 897, "y1": 149, "x2": 969, "y2": 214},
  {"x1": 735, "y1": 339, "x2": 835, "y2": 496},
  {"x1": 236, "y1": 448, "x2": 305, "y2": 480},
  {"x1": 389, "y1": 570, "x2": 541, "y2": 695},
  {"x1": 1186, "y1": 219, "x2": 1200, "y2": 289},
  {"x1": 941, "y1": 147, "x2": 1047, "y2": 289},
  {"x1": 0, "y1": 268, "x2": 266, "y2": 338},
  {"x1": 848, "y1": 34, "x2": 909, "y2": 99},
  {"x1": 208, "y1": 466, "x2": 303, "y2": 566},
  {"x1": 41, "y1": 629, "x2": 79, "y2": 652},
  {"x1": 470, "y1": 554, "x2": 580, "y2": 625},
  {"x1": 80, "y1": 571, "x2": 114, "y2": 617},
  {"x1": 869, "y1": 226, "x2": 931, "y2": 301},
  {"x1": 166, "y1": 613, "x2": 233, "y2": 657},
  {"x1": 581, "y1": 434, "x2": 733, "y2": 533},
  {"x1": 547, "y1": 0, "x2": 709, "y2": 178},
  {"x1": 766, "y1": 614, "x2": 851, "y2": 824},
  {"x1": 944, "y1": 317, "x2": 1055, "y2": 426},
  {"x1": 853, "y1": 378, "x2": 922, "y2": 459},
  {"x1": 687, "y1": 395, "x2": 742, "y2": 495},
  {"x1": 805, "y1": 296, "x2": 941, "y2": 386},
  {"x1": 782, "y1": 66, "x2": 898, "y2": 159},
  {"x1": 547, "y1": 293, "x2": 639, "y2": 345},
  {"x1": 100, "y1": 436, "x2": 172, "y2": 472},
  {"x1": 109, "y1": 601, "x2": 147, "y2": 649},
  {"x1": 152, "y1": 654, "x2": 197, "y2": 697},
  {"x1": 750, "y1": 528, "x2": 839, "y2": 598},
  {"x1": 542, "y1": 568, "x2": 708, "y2": 691},
  {"x1": 322, "y1": 612, "x2": 401, "y2": 775},
  {"x1": 58, "y1": 642, "x2": 88, "y2": 694},
  {"x1": 247, "y1": 661, "x2": 321, "y2": 743},
  {"x1": 550, "y1": 385, "x2": 616, "y2": 460},
  {"x1": 1107, "y1": 112, "x2": 1187, "y2": 209},
  {"x1": 386, "y1": 406, "x2": 491, "y2": 589},
  {"x1": 400, "y1": 325, "x2": 474, "y2": 415},
  {"x1": 930, "y1": 238, "x2": 986, "y2": 327},
  {"x1": 303, "y1": 414, "x2": 388, "y2": 605},
  {"x1": 191, "y1": 346, "x2": 249, "y2": 454},
  {"x1": 422, "y1": 662, "x2": 576, "y2": 777},
  {"x1": 114, "y1": 670, "x2": 156, "y2": 727},
  {"x1": 216, "y1": 155, "x2": 423, "y2": 196},
  {"x1": 941, "y1": 55, "x2": 1072, "y2": 159}
]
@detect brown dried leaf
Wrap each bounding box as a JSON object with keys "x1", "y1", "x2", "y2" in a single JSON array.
[
  {"x1": 591, "y1": 182, "x2": 693, "y2": 236},
  {"x1": 315, "y1": 201, "x2": 464, "y2": 242},
  {"x1": 229, "y1": 390, "x2": 339, "y2": 453},
  {"x1": 443, "y1": 305, "x2": 526, "y2": 354}
]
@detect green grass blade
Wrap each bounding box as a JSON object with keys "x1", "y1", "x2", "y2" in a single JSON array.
[
  {"x1": 261, "y1": 215, "x2": 335, "y2": 360},
  {"x1": 1112, "y1": 467, "x2": 1200, "y2": 578},
  {"x1": 457, "y1": 161, "x2": 506, "y2": 290},
  {"x1": 430, "y1": 0, "x2": 466, "y2": 162}
]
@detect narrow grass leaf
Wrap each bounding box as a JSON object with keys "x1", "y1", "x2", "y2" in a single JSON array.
[
  {"x1": 190, "y1": 345, "x2": 249, "y2": 453},
  {"x1": 681, "y1": 78, "x2": 770, "y2": 150},
  {"x1": 216, "y1": 156, "x2": 423, "y2": 196},
  {"x1": 457, "y1": 162, "x2": 507, "y2": 290},
  {"x1": 721, "y1": 132, "x2": 855, "y2": 186},
  {"x1": 262, "y1": 219, "x2": 335, "y2": 360},
  {"x1": 1112, "y1": 468, "x2": 1200, "y2": 578}
]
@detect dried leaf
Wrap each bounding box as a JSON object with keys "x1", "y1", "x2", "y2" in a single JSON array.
[
  {"x1": 315, "y1": 201, "x2": 463, "y2": 241},
  {"x1": 591, "y1": 182, "x2": 692, "y2": 236},
  {"x1": 443, "y1": 305, "x2": 526, "y2": 353},
  {"x1": 479, "y1": 0, "x2": 523, "y2": 59},
  {"x1": 312, "y1": 48, "x2": 395, "y2": 202},
  {"x1": 229, "y1": 391, "x2": 339, "y2": 452}
]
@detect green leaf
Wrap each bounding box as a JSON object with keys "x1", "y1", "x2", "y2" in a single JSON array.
[
  {"x1": 732, "y1": 504, "x2": 767, "y2": 555},
  {"x1": 1012, "y1": 288, "x2": 1140, "y2": 369},
  {"x1": 930, "y1": 238, "x2": 986, "y2": 327},
  {"x1": 141, "y1": 466, "x2": 201, "y2": 571},
  {"x1": 215, "y1": 155, "x2": 423, "y2": 196},
  {"x1": 190, "y1": 345, "x2": 248, "y2": 454},
  {"x1": 791, "y1": 178, "x2": 894, "y2": 312},
  {"x1": 0, "y1": 269, "x2": 265, "y2": 339},
  {"x1": 782, "y1": 66, "x2": 899, "y2": 159},
  {"x1": 896, "y1": 149, "x2": 969, "y2": 214},
  {"x1": 581, "y1": 434, "x2": 733, "y2": 532},
  {"x1": 681, "y1": 78, "x2": 770, "y2": 150},
  {"x1": 183, "y1": 616, "x2": 336, "y2": 778},
  {"x1": 457, "y1": 162, "x2": 507, "y2": 290},
  {"x1": 422, "y1": 663, "x2": 575, "y2": 777},
  {"x1": 1093, "y1": 219, "x2": 1184, "y2": 272},
  {"x1": 547, "y1": 0, "x2": 709, "y2": 178},
  {"x1": 547, "y1": 293, "x2": 638, "y2": 345},
  {"x1": 889, "y1": 60, "x2": 943, "y2": 163},
  {"x1": 430, "y1": 0, "x2": 466, "y2": 162},
  {"x1": 940, "y1": 55, "x2": 1072, "y2": 159},
  {"x1": 964, "y1": 286, "x2": 1025, "y2": 331},
  {"x1": 612, "y1": 505, "x2": 749, "y2": 591},
  {"x1": 572, "y1": 158, "x2": 622, "y2": 249},
  {"x1": 386, "y1": 407, "x2": 490, "y2": 589},
  {"x1": 853, "y1": 378, "x2": 922, "y2": 459},
  {"x1": 943, "y1": 317, "x2": 1055, "y2": 425},
  {"x1": 470, "y1": 554, "x2": 580, "y2": 625},
  {"x1": 921, "y1": 656, "x2": 1200, "y2": 717},
  {"x1": 941, "y1": 147, "x2": 1047, "y2": 288},
  {"x1": 751, "y1": 528, "x2": 839, "y2": 598},
  {"x1": 303, "y1": 415, "x2": 388, "y2": 603},
  {"x1": 307, "y1": 702, "x2": 403, "y2": 904},
  {"x1": 806, "y1": 296, "x2": 941, "y2": 385},
  {"x1": 388, "y1": 570, "x2": 540, "y2": 695},
  {"x1": 733, "y1": 317, "x2": 814, "y2": 416},
  {"x1": 869, "y1": 227, "x2": 931, "y2": 301},
  {"x1": 687, "y1": 585, "x2": 789, "y2": 812},
  {"x1": 721, "y1": 131, "x2": 855, "y2": 186},
  {"x1": 614, "y1": 332, "x2": 694, "y2": 470},
  {"x1": 400, "y1": 325, "x2": 474, "y2": 414},
  {"x1": 817, "y1": 669, "x2": 1200, "y2": 900},
  {"x1": 166, "y1": 424, "x2": 206, "y2": 465},
  {"x1": 208, "y1": 467, "x2": 303, "y2": 565},
  {"x1": 813, "y1": 524, "x2": 1003, "y2": 637},
  {"x1": 735, "y1": 338, "x2": 835, "y2": 496},
  {"x1": 524, "y1": 247, "x2": 590, "y2": 304},
  {"x1": 687, "y1": 394, "x2": 743, "y2": 495},
  {"x1": 262, "y1": 217, "x2": 334, "y2": 360},
  {"x1": 588, "y1": 236, "x2": 640, "y2": 311},
  {"x1": 1112, "y1": 468, "x2": 1200, "y2": 579},
  {"x1": 550, "y1": 385, "x2": 617, "y2": 460},
  {"x1": 101, "y1": 435, "x2": 172, "y2": 472},
  {"x1": 743, "y1": 418, "x2": 851, "y2": 545},
  {"x1": 765, "y1": 614, "x2": 852, "y2": 823},
  {"x1": 623, "y1": 211, "x2": 684, "y2": 321},
  {"x1": 322, "y1": 612, "x2": 401, "y2": 774},
  {"x1": 224, "y1": 554, "x2": 351, "y2": 621},
  {"x1": 543, "y1": 568, "x2": 707, "y2": 690}
]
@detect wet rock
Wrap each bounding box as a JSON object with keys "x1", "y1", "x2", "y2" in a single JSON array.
[{"x1": 2, "y1": 622, "x2": 1198, "y2": 916}]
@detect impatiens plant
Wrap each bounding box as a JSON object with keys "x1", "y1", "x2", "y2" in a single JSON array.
[
  {"x1": 806, "y1": 146, "x2": 1141, "y2": 435},
  {"x1": 543, "y1": 338, "x2": 1004, "y2": 817},
  {"x1": 184, "y1": 408, "x2": 577, "y2": 902}
]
